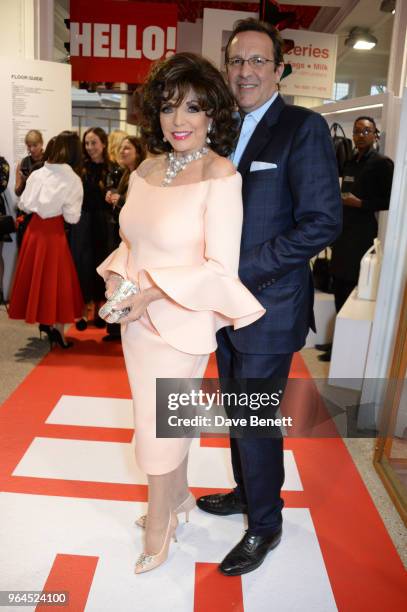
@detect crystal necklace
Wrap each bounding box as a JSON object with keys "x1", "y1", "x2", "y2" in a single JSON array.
[{"x1": 162, "y1": 146, "x2": 209, "y2": 186}]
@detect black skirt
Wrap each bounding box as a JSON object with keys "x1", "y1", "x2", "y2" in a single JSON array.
[{"x1": 68, "y1": 208, "x2": 115, "y2": 303}]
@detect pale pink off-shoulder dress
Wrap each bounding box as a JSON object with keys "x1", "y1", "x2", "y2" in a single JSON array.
[{"x1": 97, "y1": 171, "x2": 265, "y2": 475}]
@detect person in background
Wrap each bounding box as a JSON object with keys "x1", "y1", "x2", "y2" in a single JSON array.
[
  {"x1": 105, "y1": 132, "x2": 128, "y2": 255},
  {"x1": 0, "y1": 156, "x2": 11, "y2": 303},
  {"x1": 103, "y1": 136, "x2": 145, "y2": 342},
  {"x1": 8, "y1": 131, "x2": 84, "y2": 348},
  {"x1": 14, "y1": 130, "x2": 45, "y2": 247},
  {"x1": 15, "y1": 137, "x2": 58, "y2": 248},
  {"x1": 30, "y1": 137, "x2": 56, "y2": 172},
  {"x1": 69, "y1": 127, "x2": 113, "y2": 330},
  {"x1": 15, "y1": 130, "x2": 44, "y2": 197},
  {"x1": 108, "y1": 129, "x2": 128, "y2": 166},
  {"x1": 107, "y1": 129, "x2": 128, "y2": 191},
  {"x1": 105, "y1": 136, "x2": 145, "y2": 249},
  {"x1": 317, "y1": 116, "x2": 394, "y2": 362}
]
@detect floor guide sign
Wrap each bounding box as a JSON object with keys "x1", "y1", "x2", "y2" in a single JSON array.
[{"x1": 0, "y1": 57, "x2": 71, "y2": 296}]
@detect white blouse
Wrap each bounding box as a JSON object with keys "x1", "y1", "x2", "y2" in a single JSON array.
[{"x1": 20, "y1": 162, "x2": 83, "y2": 224}]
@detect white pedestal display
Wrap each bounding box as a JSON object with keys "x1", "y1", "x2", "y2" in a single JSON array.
[{"x1": 328, "y1": 289, "x2": 376, "y2": 390}]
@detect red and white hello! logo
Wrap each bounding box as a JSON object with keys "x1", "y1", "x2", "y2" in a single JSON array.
[
  {"x1": 286, "y1": 44, "x2": 330, "y2": 59},
  {"x1": 69, "y1": 0, "x2": 177, "y2": 82},
  {"x1": 70, "y1": 23, "x2": 176, "y2": 61}
]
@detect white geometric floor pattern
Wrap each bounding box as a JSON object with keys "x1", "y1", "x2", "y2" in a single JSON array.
[
  {"x1": 2, "y1": 394, "x2": 337, "y2": 611},
  {"x1": 0, "y1": 493, "x2": 337, "y2": 612},
  {"x1": 15, "y1": 395, "x2": 303, "y2": 490}
]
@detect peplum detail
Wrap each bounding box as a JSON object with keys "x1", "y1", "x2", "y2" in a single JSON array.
[
  {"x1": 97, "y1": 171, "x2": 265, "y2": 354},
  {"x1": 97, "y1": 239, "x2": 131, "y2": 282},
  {"x1": 138, "y1": 263, "x2": 264, "y2": 354}
]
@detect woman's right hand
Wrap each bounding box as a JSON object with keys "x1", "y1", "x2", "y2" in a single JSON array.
[
  {"x1": 106, "y1": 190, "x2": 120, "y2": 207},
  {"x1": 15, "y1": 162, "x2": 26, "y2": 196},
  {"x1": 105, "y1": 273, "x2": 123, "y2": 299}
]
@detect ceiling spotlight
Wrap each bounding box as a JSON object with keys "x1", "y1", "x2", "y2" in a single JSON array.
[
  {"x1": 380, "y1": 0, "x2": 396, "y2": 14},
  {"x1": 345, "y1": 28, "x2": 378, "y2": 50}
]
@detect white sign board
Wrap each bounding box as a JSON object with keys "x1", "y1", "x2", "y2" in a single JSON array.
[
  {"x1": 202, "y1": 8, "x2": 258, "y2": 71},
  {"x1": 0, "y1": 57, "x2": 72, "y2": 297},
  {"x1": 280, "y1": 29, "x2": 337, "y2": 99}
]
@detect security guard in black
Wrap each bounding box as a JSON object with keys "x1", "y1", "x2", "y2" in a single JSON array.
[{"x1": 330, "y1": 116, "x2": 394, "y2": 311}]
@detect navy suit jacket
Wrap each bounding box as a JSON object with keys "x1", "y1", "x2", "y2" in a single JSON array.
[{"x1": 226, "y1": 94, "x2": 342, "y2": 354}]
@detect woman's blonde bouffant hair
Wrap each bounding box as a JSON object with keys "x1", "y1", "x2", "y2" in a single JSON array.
[{"x1": 108, "y1": 130, "x2": 128, "y2": 164}]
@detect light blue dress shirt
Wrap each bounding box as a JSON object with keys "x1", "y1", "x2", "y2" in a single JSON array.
[{"x1": 232, "y1": 91, "x2": 279, "y2": 167}]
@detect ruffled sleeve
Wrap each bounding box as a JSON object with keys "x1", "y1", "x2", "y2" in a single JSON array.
[
  {"x1": 138, "y1": 173, "x2": 265, "y2": 353},
  {"x1": 96, "y1": 238, "x2": 132, "y2": 281}
]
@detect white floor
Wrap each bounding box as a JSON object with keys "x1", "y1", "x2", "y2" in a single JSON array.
[{"x1": 1, "y1": 394, "x2": 337, "y2": 612}]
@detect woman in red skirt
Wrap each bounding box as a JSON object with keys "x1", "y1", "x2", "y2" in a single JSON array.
[{"x1": 9, "y1": 131, "x2": 84, "y2": 348}]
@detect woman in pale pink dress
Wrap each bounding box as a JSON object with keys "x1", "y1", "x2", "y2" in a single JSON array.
[{"x1": 97, "y1": 52, "x2": 265, "y2": 573}]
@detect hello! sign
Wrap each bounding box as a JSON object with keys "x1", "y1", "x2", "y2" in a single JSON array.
[{"x1": 70, "y1": 0, "x2": 177, "y2": 82}]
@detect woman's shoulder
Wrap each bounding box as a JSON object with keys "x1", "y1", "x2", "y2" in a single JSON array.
[
  {"x1": 46, "y1": 163, "x2": 81, "y2": 183},
  {"x1": 203, "y1": 155, "x2": 237, "y2": 180},
  {"x1": 136, "y1": 155, "x2": 165, "y2": 178},
  {"x1": 65, "y1": 165, "x2": 82, "y2": 183},
  {"x1": 369, "y1": 152, "x2": 394, "y2": 168},
  {"x1": 84, "y1": 159, "x2": 106, "y2": 171},
  {"x1": 20, "y1": 155, "x2": 32, "y2": 170}
]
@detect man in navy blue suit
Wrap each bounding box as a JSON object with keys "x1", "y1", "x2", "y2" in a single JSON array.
[{"x1": 197, "y1": 19, "x2": 342, "y2": 576}]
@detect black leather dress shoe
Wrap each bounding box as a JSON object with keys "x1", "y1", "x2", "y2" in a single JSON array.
[
  {"x1": 219, "y1": 528, "x2": 282, "y2": 576},
  {"x1": 196, "y1": 491, "x2": 247, "y2": 516},
  {"x1": 93, "y1": 316, "x2": 106, "y2": 329},
  {"x1": 102, "y1": 334, "x2": 121, "y2": 342},
  {"x1": 317, "y1": 350, "x2": 331, "y2": 362},
  {"x1": 75, "y1": 318, "x2": 87, "y2": 331},
  {"x1": 315, "y1": 342, "x2": 332, "y2": 352}
]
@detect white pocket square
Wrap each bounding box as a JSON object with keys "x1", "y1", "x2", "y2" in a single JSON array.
[{"x1": 250, "y1": 161, "x2": 277, "y2": 171}]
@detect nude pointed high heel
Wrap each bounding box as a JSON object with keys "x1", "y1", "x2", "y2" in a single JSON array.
[
  {"x1": 135, "y1": 492, "x2": 196, "y2": 529},
  {"x1": 134, "y1": 512, "x2": 178, "y2": 574}
]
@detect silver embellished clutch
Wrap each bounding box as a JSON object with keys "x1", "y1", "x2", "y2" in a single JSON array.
[{"x1": 98, "y1": 279, "x2": 139, "y2": 324}]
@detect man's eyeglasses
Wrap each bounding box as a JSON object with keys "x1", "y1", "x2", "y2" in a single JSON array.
[
  {"x1": 352, "y1": 128, "x2": 375, "y2": 136},
  {"x1": 226, "y1": 56, "x2": 276, "y2": 69}
]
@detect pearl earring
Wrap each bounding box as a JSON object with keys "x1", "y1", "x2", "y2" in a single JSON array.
[
  {"x1": 163, "y1": 136, "x2": 167, "y2": 142},
  {"x1": 206, "y1": 124, "x2": 212, "y2": 144}
]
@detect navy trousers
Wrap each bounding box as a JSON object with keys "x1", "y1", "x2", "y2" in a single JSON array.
[{"x1": 216, "y1": 328, "x2": 293, "y2": 536}]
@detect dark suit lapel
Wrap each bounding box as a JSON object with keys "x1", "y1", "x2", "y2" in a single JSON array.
[{"x1": 238, "y1": 94, "x2": 286, "y2": 178}]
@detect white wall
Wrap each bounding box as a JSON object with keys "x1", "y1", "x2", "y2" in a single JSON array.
[
  {"x1": 0, "y1": 0, "x2": 35, "y2": 58},
  {"x1": 0, "y1": 58, "x2": 72, "y2": 298},
  {"x1": 177, "y1": 19, "x2": 203, "y2": 54}
]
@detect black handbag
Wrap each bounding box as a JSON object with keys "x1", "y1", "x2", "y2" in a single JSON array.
[
  {"x1": 0, "y1": 213, "x2": 15, "y2": 236},
  {"x1": 330, "y1": 122, "x2": 353, "y2": 177},
  {"x1": 313, "y1": 249, "x2": 334, "y2": 293},
  {"x1": 0, "y1": 194, "x2": 15, "y2": 240}
]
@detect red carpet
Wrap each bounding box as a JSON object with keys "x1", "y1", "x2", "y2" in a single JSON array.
[{"x1": 0, "y1": 326, "x2": 405, "y2": 611}]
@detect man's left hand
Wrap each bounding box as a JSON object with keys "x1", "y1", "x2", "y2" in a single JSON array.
[{"x1": 342, "y1": 193, "x2": 362, "y2": 208}]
